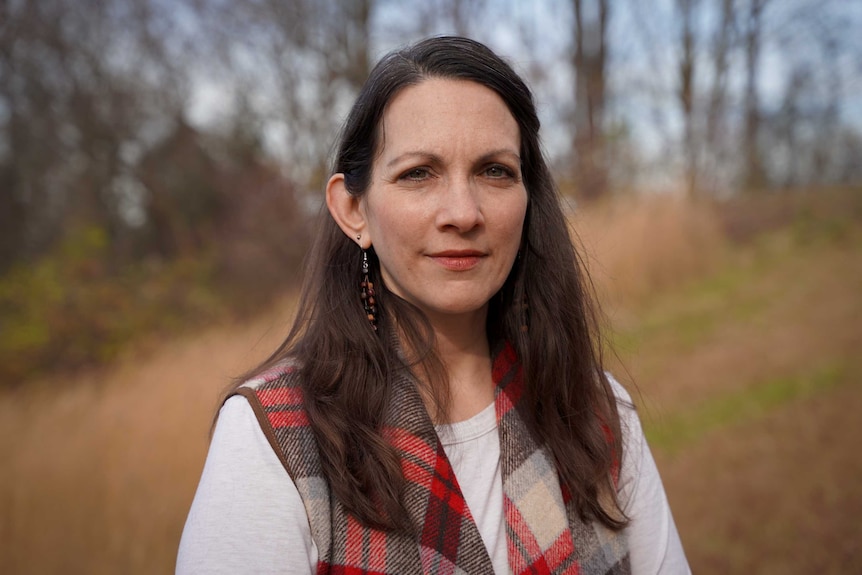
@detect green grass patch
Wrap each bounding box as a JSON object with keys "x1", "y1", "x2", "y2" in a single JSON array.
[
  {"x1": 644, "y1": 362, "x2": 851, "y2": 454},
  {"x1": 605, "y1": 221, "x2": 843, "y2": 357},
  {"x1": 607, "y1": 258, "x2": 770, "y2": 355}
]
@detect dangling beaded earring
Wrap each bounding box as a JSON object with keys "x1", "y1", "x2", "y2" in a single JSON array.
[{"x1": 360, "y1": 250, "x2": 378, "y2": 331}]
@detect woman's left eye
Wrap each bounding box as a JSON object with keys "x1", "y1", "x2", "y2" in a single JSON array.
[{"x1": 485, "y1": 165, "x2": 513, "y2": 178}]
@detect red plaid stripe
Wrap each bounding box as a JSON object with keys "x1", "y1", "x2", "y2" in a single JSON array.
[
  {"x1": 255, "y1": 385, "x2": 309, "y2": 428},
  {"x1": 542, "y1": 531, "x2": 578, "y2": 574},
  {"x1": 257, "y1": 386, "x2": 302, "y2": 408},
  {"x1": 266, "y1": 409, "x2": 309, "y2": 428},
  {"x1": 322, "y1": 565, "x2": 388, "y2": 575},
  {"x1": 494, "y1": 342, "x2": 524, "y2": 420},
  {"x1": 345, "y1": 516, "x2": 364, "y2": 566},
  {"x1": 506, "y1": 494, "x2": 549, "y2": 574},
  {"x1": 383, "y1": 427, "x2": 438, "y2": 470},
  {"x1": 419, "y1": 442, "x2": 470, "y2": 566}
]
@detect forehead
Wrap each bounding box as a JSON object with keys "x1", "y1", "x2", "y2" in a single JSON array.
[{"x1": 376, "y1": 78, "x2": 520, "y2": 158}]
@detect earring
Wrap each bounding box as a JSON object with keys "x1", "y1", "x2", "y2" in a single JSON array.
[{"x1": 360, "y1": 250, "x2": 377, "y2": 331}]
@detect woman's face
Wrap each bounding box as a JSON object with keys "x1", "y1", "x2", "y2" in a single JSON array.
[{"x1": 360, "y1": 78, "x2": 528, "y2": 323}]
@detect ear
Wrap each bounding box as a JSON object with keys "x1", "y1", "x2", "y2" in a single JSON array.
[{"x1": 326, "y1": 173, "x2": 371, "y2": 249}]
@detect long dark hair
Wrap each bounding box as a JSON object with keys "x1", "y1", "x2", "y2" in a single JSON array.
[{"x1": 238, "y1": 36, "x2": 627, "y2": 532}]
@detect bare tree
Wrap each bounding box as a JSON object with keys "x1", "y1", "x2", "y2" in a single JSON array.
[
  {"x1": 194, "y1": 0, "x2": 375, "y2": 194},
  {"x1": 572, "y1": 0, "x2": 610, "y2": 203},
  {"x1": 0, "y1": 0, "x2": 209, "y2": 270},
  {"x1": 742, "y1": 0, "x2": 768, "y2": 192},
  {"x1": 772, "y1": 67, "x2": 807, "y2": 187},
  {"x1": 676, "y1": 0, "x2": 700, "y2": 197},
  {"x1": 0, "y1": 0, "x2": 135, "y2": 264},
  {"x1": 700, "y1": 0, "x2": 736, "y2": 193}
]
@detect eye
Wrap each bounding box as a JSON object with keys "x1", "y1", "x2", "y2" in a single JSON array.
[
  {"x1": 399, "y1": 167, "x2": 430, "y2": 181},
  {"x1": 484, "y1": 164, "x2": 514, "y2": 179}
]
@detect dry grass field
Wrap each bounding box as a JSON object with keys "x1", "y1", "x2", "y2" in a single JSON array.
[{"x1": 1, "y1": 192, "x2": 860, "y2": 574}]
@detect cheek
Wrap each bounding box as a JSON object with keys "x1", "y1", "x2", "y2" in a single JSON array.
[
  {"x1": 369, "y1": 207, "x2": 410, "y2": 252},
  {"x1": 502, "y1": 200, "x2": 528, "y2": 249},
  {"x1": 366, "y1": 207, "x2": 417, "y2": 274}
]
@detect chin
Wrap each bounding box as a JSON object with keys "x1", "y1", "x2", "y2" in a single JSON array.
[{"x1": 427, "y1": 298, "x2": 492, "y2": 318}]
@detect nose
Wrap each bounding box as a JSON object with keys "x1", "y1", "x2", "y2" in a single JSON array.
[{"x1": 436, "y1": 177, "x2": 484, "y2": 232}]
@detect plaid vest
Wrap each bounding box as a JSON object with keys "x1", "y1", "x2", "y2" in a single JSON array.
[{"x1": 235, "y1": 343, "x2": 630, "y2": 574}]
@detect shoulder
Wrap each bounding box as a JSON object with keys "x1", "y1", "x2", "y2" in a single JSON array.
[
  {"x1": 177, "y1": 395, "x2": 318, "y2": 574},
  {"x1": 228, "y1": 361, "x2": 325, "y2": 482},
  {"x1": 605, "y1": 373, "x2": 639, "y2": 454},
  {"x1": 604, "y1": 373, "x2": 642, "y2": 495},
  {"x1": 605, "y1": 374, "x2": 692, "y2": 573},
  {"x1": 606, "y1": 372, "x2": 634, "y2": 407},
  {"x1": 237, "y1": 360, "x2": 302, "y2": 394},
  {"x1": 231, "y1": 361, "x2": 309, "y2": 441},
  {"x1": 605, "y1": 372, "x2": 638, "y2": 437},
  {"x1": 230, "y1": 360, "x2": 334, "y2": 552}
]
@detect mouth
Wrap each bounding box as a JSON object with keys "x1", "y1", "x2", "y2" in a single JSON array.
[{"x1": 428, "y1": 250, "x2": 486, "y2": 271}]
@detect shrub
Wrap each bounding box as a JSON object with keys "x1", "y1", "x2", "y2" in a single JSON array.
[{"x1": 0, "y1": 226, "x2": 223, "y2": 385}]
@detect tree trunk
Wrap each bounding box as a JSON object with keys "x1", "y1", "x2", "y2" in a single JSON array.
[
  {"x1": 677, "y1": 0, "x2": 699, "y2": 198},
  {"x1": 572, "y1": 0, "x2": 610, "y2": 203},
  {"x1": 743, "y1": 0, "x2": 768, "y2": 193}
]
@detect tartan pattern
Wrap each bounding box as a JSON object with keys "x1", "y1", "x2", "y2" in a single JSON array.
[{"x1": 236, "y1": 343, "x2": 629, "y2": 574}]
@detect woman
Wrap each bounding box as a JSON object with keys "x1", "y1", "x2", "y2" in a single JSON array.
[{"x1": 178, "y1": 36, "x2": 689, "y2": 574}]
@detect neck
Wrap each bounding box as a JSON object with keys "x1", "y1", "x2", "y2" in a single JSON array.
[{"x1": 425, "y1": 307, "x2": 496, "y2": 424}]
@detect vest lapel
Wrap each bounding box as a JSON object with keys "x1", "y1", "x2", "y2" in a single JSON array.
[
  {"x1": 494, "y1": 342, "x2": 630, "y2": 574},
  {"x1": 494, "y1": 342, "x2": 580, "y2": 573},
  {"x1": 382, "y1": 365, "x2": 494, "y2": 574}
]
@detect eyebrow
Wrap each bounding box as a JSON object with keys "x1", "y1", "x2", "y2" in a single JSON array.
[
  {"x1": 386, "y1": 149, "x2": 521, "y2": 168},
  {"x1": 386, "y1": 151, "x2": 442, "y2": 168}
]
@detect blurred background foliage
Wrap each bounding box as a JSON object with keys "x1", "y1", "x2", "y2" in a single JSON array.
[{"x1": 1, "y1": 0, "x2": 860, "y2": 384}]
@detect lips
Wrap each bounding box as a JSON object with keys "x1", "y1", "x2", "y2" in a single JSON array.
[{"x1": 428, "y1": 250, "x2": 486, "y2": 271}]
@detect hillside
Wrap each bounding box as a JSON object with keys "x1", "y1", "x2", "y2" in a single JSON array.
[{"x1": 1, "y1": 193, "x2": 860, "y2": 574}]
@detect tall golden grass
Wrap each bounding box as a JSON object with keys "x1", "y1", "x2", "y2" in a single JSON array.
[{"x1": 572, "y1": 194, "x2": 727, "y2": 308}]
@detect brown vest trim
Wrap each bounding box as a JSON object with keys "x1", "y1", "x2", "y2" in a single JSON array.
[{"x1": 234, "y1": 386, "x2": 293, "y2": 476}]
